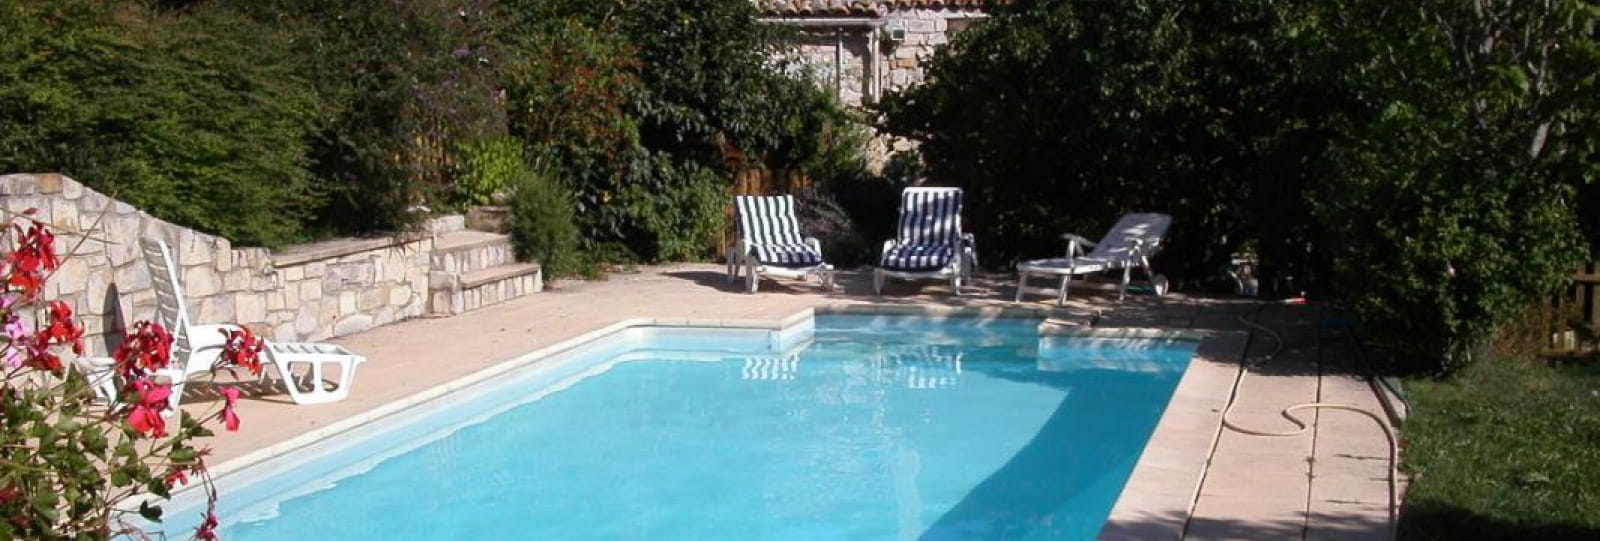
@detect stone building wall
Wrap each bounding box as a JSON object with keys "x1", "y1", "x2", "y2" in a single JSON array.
[
  {"x1": 0, "y1": 173, "x2": 431, "y2": 356},
  {"x1": 779, "y1": 8, "x2": 985, "y2": 108}
]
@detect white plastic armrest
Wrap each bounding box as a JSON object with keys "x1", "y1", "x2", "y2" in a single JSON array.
[
  {"x1": 804, "y1": 237, "x2": 822, "y2": 252},
  {"x1": 881, "y1": 239, "x2": 897, "y2": 253},
  {"x1": 1061, "y1": 233, "x2": 1094, "y2": 257},
  {"x1": 1060, "y1": 233, "x2": 1096, "y2": 248}
]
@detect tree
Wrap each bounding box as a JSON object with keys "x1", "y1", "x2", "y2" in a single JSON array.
[{"x1": 878, "y1": 0, "x2": 1600, "y2": 372}]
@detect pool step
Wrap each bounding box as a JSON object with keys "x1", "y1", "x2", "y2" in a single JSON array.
[
  {"x1": 431, "y1": 230, "x2": 515, "y2": 275},
  {"x1": 427, "y1": 262, "x2": 543, "y2": 316}
]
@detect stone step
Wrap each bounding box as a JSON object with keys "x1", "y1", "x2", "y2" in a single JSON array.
[
  {"x1": 427, "y1": 262, "x2": 542, "y2": 316},
  {"x1": 431, "y1": 230, "x2": 515, "y2": 274}
]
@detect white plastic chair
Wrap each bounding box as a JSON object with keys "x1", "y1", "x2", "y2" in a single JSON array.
[
  {"x1": 1014, "y1": 213, "x2": 1172, "y2": 305},
  {"x1": 139, "y1": 238, "x2": 366, "y2": 407},
  {"x1": 726, "y1": 195, "x2": 834, "y2": 293},
  {"x1": 873, "y1": 187, "x2": 977, "y2": 295}
]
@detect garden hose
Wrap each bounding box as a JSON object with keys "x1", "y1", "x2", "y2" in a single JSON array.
[{"x1": 1217, "y1": 302, "x2": 1400, "y2": 541}]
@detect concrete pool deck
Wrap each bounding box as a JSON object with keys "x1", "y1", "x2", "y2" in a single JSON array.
[{"x1": 178, "y1": 263, "x2": 1401, "y2": 541}]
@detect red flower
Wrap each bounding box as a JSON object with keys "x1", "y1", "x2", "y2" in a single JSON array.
[
  {"x1": 112, "y1": 321, "x2": 174, "y2": 379},
  {"x1": 220, "y1": 386, "x2": 241, "y2": 432},
  {"x1": 5, "y1": 220, "x2": 58, "y2": 299},
  {"x1": 217, "y1": 328, "x2": 265, "y2": 376},
  {"x1": 195, "y1": 507, "x2": 220, "y2": 541},
  {"x1": 165, "y1": 467, "x2": 190, "y2": 488},
  {"x1": 40, "y1": 300, "x2": 85, "y2": 355},
  {"x1": 126, "y1": 379, "x2": 172, "y2": 438}
]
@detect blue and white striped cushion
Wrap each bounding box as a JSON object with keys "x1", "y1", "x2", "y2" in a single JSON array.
[
  {"x1": 880, "y1": 188, "x2": 964, "y2": 270},
  {"x1": 735, "y1": 195, "x2": 823, "y2": 267}
]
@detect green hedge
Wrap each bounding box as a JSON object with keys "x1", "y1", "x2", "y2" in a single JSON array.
[
  {"x1": 0, "y1": 1, "x2": 320, "y2": 247},
  {"x1": 879, "y1": 0, "x2": 1600, "y2": 373}
]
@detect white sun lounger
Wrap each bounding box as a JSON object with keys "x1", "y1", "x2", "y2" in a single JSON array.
[
  {"x1": 726, "y1": 195, "x2": 835, "y2": 293},
  {"x1": 1015, "y1": 213, "x2": 1172, "y2": 306},
  {"x1": 874, "y1": 187, "x2": 977, "y2": 295},
  {"x1": 140, "y1": 238, "x2": 366, "y2": 408}
]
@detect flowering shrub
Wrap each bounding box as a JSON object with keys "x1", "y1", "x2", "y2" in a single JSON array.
[{"x1": 0, "y1": 211, "x2": 258, "y2": 539}]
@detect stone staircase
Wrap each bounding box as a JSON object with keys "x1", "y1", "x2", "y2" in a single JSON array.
[{"x1": 427, "y1": 230, "x2": 542, "y2": 315}]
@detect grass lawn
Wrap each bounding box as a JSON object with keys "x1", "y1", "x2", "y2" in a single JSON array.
[{"x1": 1399, "y1": 357, "x2": 1600, "y2": 540}]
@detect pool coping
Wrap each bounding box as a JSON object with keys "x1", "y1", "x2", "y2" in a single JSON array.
[{"x1": 183, "y1": 302, "x2": 1238, "y2": 540}]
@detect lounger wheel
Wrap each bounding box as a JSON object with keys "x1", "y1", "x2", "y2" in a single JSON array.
[{"x1": 1152, "y1": 274, "x2": 1170, "y2": 296}]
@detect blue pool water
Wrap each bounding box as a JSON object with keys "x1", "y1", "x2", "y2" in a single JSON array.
[{"x1": 205, "y1": 316, "x2": 1195, "y2": 540}]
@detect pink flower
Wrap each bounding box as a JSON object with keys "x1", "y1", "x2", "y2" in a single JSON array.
[
  {"x1": 127, "y1": 379, "x2": 172, "y2": 438},
  {"x1": 221, "y1": 387, "x2": 241, "y2": 432},
  {"x1": 1, "y1": 312, "x2": 25, "y2": 369}
]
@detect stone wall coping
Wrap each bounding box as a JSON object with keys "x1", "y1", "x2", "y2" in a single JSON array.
[{"x1": 272, "y1": 234, "x2": 427, "y2": 268}]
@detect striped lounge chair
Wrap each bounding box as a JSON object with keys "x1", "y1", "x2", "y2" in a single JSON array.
[
  {"x1": 873, "y1": 187, "x2": 977, "y2": 295},
  {"x1": 726, "y1": 195, "x2": 835, "y2": 293}
]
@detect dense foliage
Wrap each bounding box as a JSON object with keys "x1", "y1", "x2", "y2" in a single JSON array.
[
  {"x1": 2, "y1": 0, "x2": 861, "y2": 259},
  {"x1": 508, "y1": 163, "x2": 585, "y2": 278},
  {"x1": 0, "y1": 1, "x2": 319, "y2": 246},
  {"x1": 879, "y1": 0, "x2": 1600, "y2": 372},
  {"x1": 500, "y1": 0, "x2": 864, "y2": 262}
]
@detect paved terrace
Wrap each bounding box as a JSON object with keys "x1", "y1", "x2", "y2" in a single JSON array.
[{"x1": 179, "y1": 264, "x2": 1401, "y2": 541}]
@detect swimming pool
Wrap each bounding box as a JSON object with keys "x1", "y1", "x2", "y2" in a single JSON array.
[{"x1": 167, "y1": 314, "x2": 1197, "y2": 540}]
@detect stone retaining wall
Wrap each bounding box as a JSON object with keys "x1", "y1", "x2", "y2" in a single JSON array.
[{"x1": 0, "y1": 173, "x2": 430, "y2": 355}]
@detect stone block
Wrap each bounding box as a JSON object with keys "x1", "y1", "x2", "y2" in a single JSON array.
[
  {"x1": 236, "y1": 293, "x2": 267, "y2": 324},
  {"x1": 273, "y1": 322, "x2": 299, "y2": 343},
  {"x1": 84, "y1": 269, "x2": 113, "y2": 315},
  {"x1": 114, "y1": 263, "x2": 151, "y2": 291},
  {"x1": 252, "y1": 273, "x2": 277, "y2": 292},
  {"x1": 183, "y1": 266, "x2": 219, "y2": 296},
  {"x1": 294, "y1": 303, "x2": 321, "y2": 335},
  {"x1": 332, "y1": 314, "x2": 374, "y2": 336},
  {"x1": 389, "y1": 284, "x2": 413, "y2": 306},
  {"x1": 77, "y1": 190, "x2": 109, "y2": 212},
  {"x1": 53, "y1": 258, "x2": 89, "y2": 295},
  {"x1": 104, "y1": 215, "x2": 142, "y2": 266},
  {"x1": 306, "y1": 262, "x2": 326, "y2": 278},
  {"x1": 215, "y1": 247, "x2": 233, "y2": 272},
  {"x1": 323, "y1": 261, "x2": 374, "y2": 291},
  {"x1": 359, "y1": 288, "x2": 384, "y2": 310},
  {"x1": 50, "y1": 198, "x2": 80, "y2": 231},
  {"x1": 319, "y1": 298, "x2": 340, "y2": 324},
  {"x1": 223, "y1": 270, "x2": 249, "y2": 292},
  {"x1": 284, "y1": 266, "x2": 305, "y2": 282},
  {"x1": 62, "y1": 177, "x2": 84, "y2": 199},
  {"x1": 267, "y1": 292, "x2": 284, "y2": 312},
  {"x1": 177, "y1": 230, "x2": 214, "y2": 266},
  {"x1": 338, "y1": 291, "x2": 357, "y2": 313},
  {"x1": 36, "y1": 173, "x2": 62, "y2": 194},
  {"x1": 284, "y1": 284, "x2": 300, "y2": 306},
  {"x1": 242, "y1": 322, "x2": 271, "y2": 338},
  {"x1": 372, "y1": 304, "x2": 398, "y2": 325},
  {"x1": 299, "y1": 280, "x2": 321, "y2": 302},
  {"x1": 196, "y1": 295, "x2": 235, "y2": 325},
  {"x1": 6, "y1": 196, "x2": 44, "y2": 216}
]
